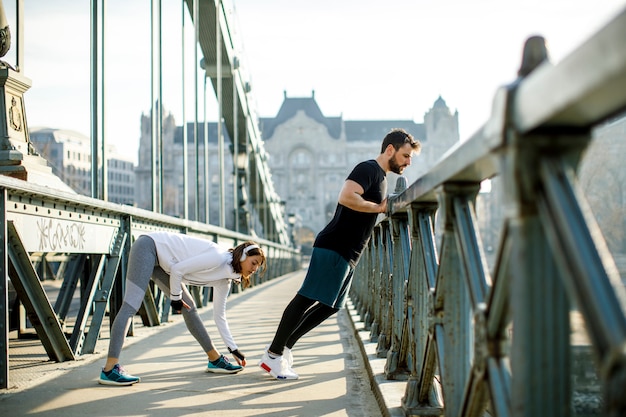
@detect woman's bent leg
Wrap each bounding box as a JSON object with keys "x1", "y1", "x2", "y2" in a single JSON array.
[
  {"x1": 151, "y1": 267, "x2": 215, "y2": 353},
  {"x1": 105, "y1": 235, "x2": 158, "y2": 361}
]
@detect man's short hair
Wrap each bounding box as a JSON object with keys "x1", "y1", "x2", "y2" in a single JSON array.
[{"x1": 381, "y1": 128, "x2": 421, "y2": 154}]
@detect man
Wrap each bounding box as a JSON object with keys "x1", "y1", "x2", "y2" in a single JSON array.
[{"x1": 259, "y1": 128, "x2": 421, "y2": 380}]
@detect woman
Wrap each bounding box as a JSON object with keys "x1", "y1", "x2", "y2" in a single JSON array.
[{"x1": 98, "y1": 231, "x2": 266, "y2": 386}]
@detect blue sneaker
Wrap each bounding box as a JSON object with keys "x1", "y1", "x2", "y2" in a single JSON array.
[
  {"x1": 98, "y1": 364, "x2": 140, "y2": 386},
  {"x1": 206, "y1": 354, "x2": 243, "y2": 374}
]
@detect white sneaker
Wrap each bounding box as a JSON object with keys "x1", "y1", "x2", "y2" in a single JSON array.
[
  {"x1": 283, "y1": 347, "x2": 293, "y2": 368},
  {"x1": 262, "y1": 344, "x2": 294, "y2": 367},
  {"x1": 258, "y1": 351, "x2": 298, "y2": 380}
]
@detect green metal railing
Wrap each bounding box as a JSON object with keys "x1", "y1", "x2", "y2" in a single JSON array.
[
  {"x1": 0, "y1": 174, "x2": 300, "y2": 389},
  {"x1": 350, "y1": 9, "x2": 626, "y2": 417}
]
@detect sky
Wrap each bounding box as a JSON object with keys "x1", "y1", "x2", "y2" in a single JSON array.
[{"x1": 3, "y1": 0, "x2": 625, "y2": 164}]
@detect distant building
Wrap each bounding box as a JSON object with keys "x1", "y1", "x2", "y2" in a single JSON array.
[
  {"x1": 29, "y1": 127, "x2": 136, "y2": 205},
  {"x1": 134, "y1": 92, "x2": 460, "y2": 249},
  {"x1": 259, "y1": 91, "x2": 460, "y2": 252},
  {"x1": 134, "y1": 112, "x2": 237, "y2": 228}
]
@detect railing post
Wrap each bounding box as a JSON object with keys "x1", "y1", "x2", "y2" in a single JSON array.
[
  {"x1": 376, "y1": 218, "x2": 393, "y2": 358},
  {"x1": 402, "y1": 201, "x2": 443, "y2": 415},
  {"x1": 384, "y1": 209, "x2": 410, "y2": 379},
  {"x1": 439, "y1": 183, "x2": 477, "y2": 415},
  {"x1": 362, "y1": 232, "x2": 375, "y2": 330},
  {"x1": 503, "y1": 36, "x2": 576, "y2": 417},
  {"x1": 369, "y1": 225, "x2": 383, "y2": 343}
]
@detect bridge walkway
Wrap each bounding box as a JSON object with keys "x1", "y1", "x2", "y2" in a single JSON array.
[{"x1": 0, "y1": 270, "x2": 404, "y2": 417}]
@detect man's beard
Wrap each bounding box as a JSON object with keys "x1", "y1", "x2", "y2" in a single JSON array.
[{"x1": 389, "y1": 155, "x2": 406, "y2": 174}]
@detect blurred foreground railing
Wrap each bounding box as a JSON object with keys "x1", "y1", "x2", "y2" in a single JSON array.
[
  {"x1": 350, "y1": 8, "x2": 626, "y2": 417},
  {"x1": 0, "y1": 174, "x2": 300, "y2": 389}
]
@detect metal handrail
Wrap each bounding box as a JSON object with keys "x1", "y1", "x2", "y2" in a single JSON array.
[
  {"x1": 0, "y1": 173, "x2": 300, "y2": 389},
  {"x1": 351, "y1": 7, "x2": 626, "y2": 417}
]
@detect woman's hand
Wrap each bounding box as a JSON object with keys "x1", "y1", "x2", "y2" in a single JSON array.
[
  {"x1": 170, "y1": 299, "x2": 191, "y2": 313},
  {"x1": 229, "y1": 347, "x2": 246, "y2": 366}
]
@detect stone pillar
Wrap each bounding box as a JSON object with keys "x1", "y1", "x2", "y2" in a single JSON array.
[
  {"x1": 0, "y1": 67, "x2": 33, "y2": 180},
  {"x1": 0, "y1": 66, "x2": 56, "y2": 181},
  {"x1": 0, "y1": 1, "x2": 57, "y2": 183}
]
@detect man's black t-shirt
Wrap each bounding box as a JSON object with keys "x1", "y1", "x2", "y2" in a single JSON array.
[{"x1": 314, "y1": 159, "x2": 387, "y2": 266}]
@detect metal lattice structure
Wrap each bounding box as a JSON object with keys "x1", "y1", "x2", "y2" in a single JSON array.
[{"x1": 0, "y1": 174, "x2": 300, "y2": 389}]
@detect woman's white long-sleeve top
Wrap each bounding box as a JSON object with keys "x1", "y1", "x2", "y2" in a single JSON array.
[{"x1": 148, "y1": 231, "x2": 241, "y2": 350}]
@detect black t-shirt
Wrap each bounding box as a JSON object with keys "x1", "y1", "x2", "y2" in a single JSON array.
[{"x1": 314, "y1": 159, "x2": 387, "y2": 266}]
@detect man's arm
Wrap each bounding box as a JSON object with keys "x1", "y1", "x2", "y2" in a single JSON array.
[{"x1": 337, "y1": 179, "x2": 387, "y2": 214}]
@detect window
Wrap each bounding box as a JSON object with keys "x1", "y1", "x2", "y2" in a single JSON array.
[{"x1": 291, "y1": 149, "x2": 312, "y2": 166}]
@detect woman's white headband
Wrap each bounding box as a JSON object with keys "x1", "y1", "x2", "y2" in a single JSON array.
[{"x1": 240, "y1": 244, "x2": 260, "y2": 261}]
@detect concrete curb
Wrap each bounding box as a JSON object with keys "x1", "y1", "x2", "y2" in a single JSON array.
[{"x1": 345, "y1": 298, "x2": 408, "y2": 417}]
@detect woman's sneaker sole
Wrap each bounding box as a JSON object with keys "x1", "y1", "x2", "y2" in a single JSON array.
[
  {"x1": 206, "y1": 367, "x2": 243, "y2": 374},
  {"x1": 259, "y1": 363, "x2": 297, "y2": 380},
  {"x1": 98, "y1": 377, "x2": 140, "y2": 386}
]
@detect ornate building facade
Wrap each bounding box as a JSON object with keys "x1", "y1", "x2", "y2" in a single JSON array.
[
  {"x1": 260, "y1": 91, "x2": 460, "y2": 252},
  {"x1": 134, "y1": 92, "x2": 460, "y2": 249}
]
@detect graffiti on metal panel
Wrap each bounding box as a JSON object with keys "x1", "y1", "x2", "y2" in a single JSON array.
[{"x1": 37, "y1": 218, "x2": 86, "y2": 251}]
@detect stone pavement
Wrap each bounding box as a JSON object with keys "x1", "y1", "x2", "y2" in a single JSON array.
[{"x1": 0, "y1": 269, "x2": 407, "y2": 417}]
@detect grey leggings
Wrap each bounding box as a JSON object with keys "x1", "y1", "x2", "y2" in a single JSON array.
[{"x1": 107, "y1": 235, "x2": 214, "y2": 359}]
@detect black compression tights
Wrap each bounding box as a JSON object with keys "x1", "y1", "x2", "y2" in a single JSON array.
[{"x1": 269, "y1": 294, "x2": 339, "y2": 355}]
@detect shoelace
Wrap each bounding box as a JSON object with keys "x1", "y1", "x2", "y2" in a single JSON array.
[{"x1": 210, "y1": 355, "x2": 230, "y2": 366}]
